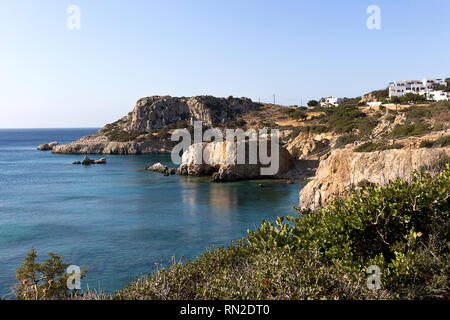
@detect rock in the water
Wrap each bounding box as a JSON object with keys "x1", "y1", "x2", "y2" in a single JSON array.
[
  {"x1": 37, "y1": 141, "x2": 59, "y2": 151},
  {"x1": 145, "y1": 162, "x2": 175, "y2": 175},
  {"x1": 72, "y1": 161, "x2": 81, "y2": 165},
  {"x1": 80, "y1": 156, "x2": 106, "y2": 165},
  {"x1": 299, "y1": 147, "x2": 450, "y2": 211},
  {"x1": 82, "y1": 156, "x2": 92, "y2": 165},
  {"x1": 93, "y1": 158, "x2": 106, "y2": 164},
  {"x1": 177, "y1": 140, "x2": 295, "y2": 181}
]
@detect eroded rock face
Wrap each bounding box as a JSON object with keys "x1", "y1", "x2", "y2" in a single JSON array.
[
  {"x1": 52, "y1": 96, "x2": 260, "y2": 155},
  {"x1": 37, "y1": 141, "x2": 59, "y2": 151},
  {"x1": 299, "y1": 147, "x2": 450, "y2": 211},
  {"x1": 371, "y1": 112, "x2": 406, "y2": 138},
  {"x1": 128, "y1": 96, "x2": 258, "y2": 130},
  {"x1": 177, "y1": 141, "x2": 295, "y2": 181},
  {"x1": 286, "y1": 132, "x2": 333, "y2": 160}
]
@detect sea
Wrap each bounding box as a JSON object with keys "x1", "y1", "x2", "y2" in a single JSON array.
[{"x1": 0, "y1": 128, "x2": 304, "y2": 298}]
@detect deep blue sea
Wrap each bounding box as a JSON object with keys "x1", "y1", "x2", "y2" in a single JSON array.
[{"x1": 0, "y1": 128, "x2": 304, "y2": 298}]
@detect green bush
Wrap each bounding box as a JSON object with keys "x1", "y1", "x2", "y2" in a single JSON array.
[
  {"x1": 355, "y1": 141, "x2": 403, "y2": 153},
  {"x1": 403, "y1": 101, "x2": 450, "y2": 121},
  {"x1": 114, "y1": 164, "x2": 450, "y2": 300},
  {"x1": 419, "y1": 140, "x2": 434, "y2": 148},
  {"x1": 291, "y1": 109, "x2": 307, "y2": 121},
  {"x1": 319, "y1": 105, "x2": 377, "y2": 136},
  {"x1": 335, "y1": 134, "x2": 358, "y2": 148},
  {"x1": 13, "y1": 248, "x2": 86, "y2": 300},
  {"x1": 105, "y1": 129, "x2": 142, "y2": 142},
  {"x1": 420, "y1": 135, "x2": 450, "y2": 148},
  {"x1": 307, "y1": 100, "x2": 319, "y2": 107},
  {"x1": 391, "y1": 123, "x2": 429, "y2": 138},
  {"x1": 433, "y1": 135, "x2": 450, "y2": 147}
]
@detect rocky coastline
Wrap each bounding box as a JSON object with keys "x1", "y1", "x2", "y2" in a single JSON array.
[{"x1": 41, "y1": 94, "x2": 450, "y2": 210}]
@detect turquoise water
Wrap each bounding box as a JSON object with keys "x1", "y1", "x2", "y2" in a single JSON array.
[{"x1": 0, "y1": 128, "x2": 303, "y2": 298}]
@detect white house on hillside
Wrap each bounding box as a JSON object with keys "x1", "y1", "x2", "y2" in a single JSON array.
[
  {"x1": 320, "y1": 97, "x2": 344, "y2": 107},
  {"x1": 425, "y1": 90, "x2": 450, "y2": 102},
  {"x1": 388, "y1": 78, "x2": 446, "y2": 98}
]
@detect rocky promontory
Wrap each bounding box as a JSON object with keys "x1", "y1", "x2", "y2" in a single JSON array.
[{"x1": 52, "y1": 96, "x2": 260, "y2": 155}]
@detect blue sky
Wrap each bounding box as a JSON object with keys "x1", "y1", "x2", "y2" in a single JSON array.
[{"x1": 0, "y1": 0, "x2": 449, "y2": 128}]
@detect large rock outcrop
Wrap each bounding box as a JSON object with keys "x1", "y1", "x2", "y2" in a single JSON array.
[
  {"x1": 128, "y1": 96, "x2": 258, "y2": 131},
  {"x1": 52, "y1": 96, "x2": 260, "y2": 155},
  {"x1": 299, "y1": 147, "x2": 450, "y2": 211},
  {"x1": 177, "y1": 141, "x2": 295, "y2": 181},
  {"x1": 37, "y1": 141, "x2": 59, "y2": 151}
]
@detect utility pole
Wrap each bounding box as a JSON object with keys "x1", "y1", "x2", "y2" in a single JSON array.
[{"x1": 273, "y1": 94, "x2": 276, "y2": 105}]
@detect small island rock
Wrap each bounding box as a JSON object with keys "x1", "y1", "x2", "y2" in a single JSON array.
[
  {"x1": 145, "y1": 163, "x2": 175, "y2": 175},
  {"x1": 37, "y1": 141, "x2": 59, "y2": 151}
]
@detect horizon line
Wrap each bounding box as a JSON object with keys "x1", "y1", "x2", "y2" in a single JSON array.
[{"x1": 0, "y1": 127, "x2": 102, "y2": 130}]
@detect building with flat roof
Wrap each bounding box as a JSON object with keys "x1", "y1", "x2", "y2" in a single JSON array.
[
  {"x1": 425, "y1": 90, "x2": 450, "y2": 102},
  {"x1": 388, "y1": 78, "x2": 446, "y2": 98},
  {"x1": 320, "y1": 97, "x2": 344, "y2": 107}
]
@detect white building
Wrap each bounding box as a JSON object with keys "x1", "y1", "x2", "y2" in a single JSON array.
[
  {"x1": 425, "y1": 90, "x2": 450, "y2": 102},
  {"x1": 388, "y1": 78, "x2": 446, "y2": 98},
  {"x1": 320, "y1": 97, "x2": 344, "y2": 107}
]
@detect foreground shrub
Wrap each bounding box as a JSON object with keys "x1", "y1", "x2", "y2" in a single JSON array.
[
  {"x1": 115, "y1": 164, "x2": 450, "y2": 300},
  {"x1": 13, "y1": 248, "x2": 86, "y2": 300}
]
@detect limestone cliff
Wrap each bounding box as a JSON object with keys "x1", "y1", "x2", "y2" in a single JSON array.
[
  {"x1": 177, "y1": 141, "x2": 295, "y2": 181},
  {"x1": 52, "y1": 95, "x2": 260, "y2": 155},
  {"x1": 299, "y1": 147, "x2": 450, "y2": 211},
  {"x1": 286, "y1": 132, "x2": 335, "y2": 160}
]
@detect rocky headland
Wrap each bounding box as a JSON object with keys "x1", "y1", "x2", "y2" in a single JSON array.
[{"x1": 52, "y1": 96, "x2": 259, "y2": 155}]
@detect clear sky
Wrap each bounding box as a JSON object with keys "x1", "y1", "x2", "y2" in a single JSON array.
[{"x1": 0, "y1": 0, "x2": 449, "y2": 128}]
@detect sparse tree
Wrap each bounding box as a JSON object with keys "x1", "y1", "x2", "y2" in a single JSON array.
[
  {"x1": 13, "y1": 248, "x2": 86, "y2": 300},
  {"x1": 307, "y1": 100, "x2": 319, "y2": 107}
]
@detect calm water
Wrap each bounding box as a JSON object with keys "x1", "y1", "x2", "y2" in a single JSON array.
[{"x1": 0, "y1": 128, "x2": 303, "y2": 297}]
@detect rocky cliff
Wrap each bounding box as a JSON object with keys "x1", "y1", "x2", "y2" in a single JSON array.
[
  {"x1": 299, "y1": 147, "x2": 450, "y2": 211},
  {"x1": 177, "y1": 141, "x2": 295, "y2": 181},
  {"x1": 52, "y1": 95, "x2": 260, "y2": 154},
  {"x1": 286, "y1": 132, "x2": 335, "y2": 160}
]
